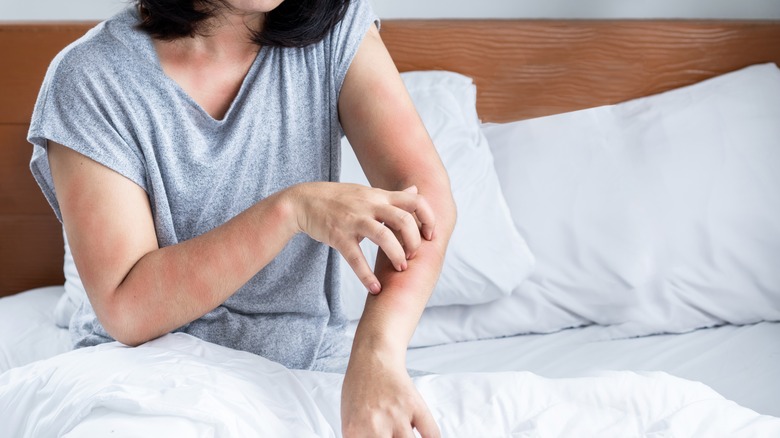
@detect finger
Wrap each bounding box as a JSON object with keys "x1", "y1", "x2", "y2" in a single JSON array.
[
  {"x1": 411, "y1": 194, "x2": 436, "y2": 241},
  {"x1": 362, "y1": 219, "x2": 407, "y2": 272},
  {"x1": 411, "y1": 404, "x2": 440, "y2": 438},
  {"x1": 387, "y1": 191, "x2": 436, "y2": 241},
  {"x1": 340, "y1": 242, "x2": 382, "y2": 295},
  {"x1": 395, "y1": 426, "x2": 416, "y2": 438},
  {"x1": 403, "y1": 185, "x2": 418, "y2": 194},
  {"x1": 376, "y1": 205, "x2": 422, "y2": 259}
]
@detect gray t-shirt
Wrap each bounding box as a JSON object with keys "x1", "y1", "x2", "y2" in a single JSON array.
[{"x1": 29, "y1": 0, "x2": 378, "y2": 371}]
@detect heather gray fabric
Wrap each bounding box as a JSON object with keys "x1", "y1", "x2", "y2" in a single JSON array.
[{"x1": 29, "y1": 0, "x2": 378, "y2": 371}]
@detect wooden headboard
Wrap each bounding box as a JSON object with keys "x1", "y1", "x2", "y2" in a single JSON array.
[{"x1": 1, "y1": 20, "x2": 780, "y2": 297}]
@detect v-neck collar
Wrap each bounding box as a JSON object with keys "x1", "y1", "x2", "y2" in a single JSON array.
[
  {"x1": 108, "y1": 6, "x2": 267, "y2": 125},
  {"x1": 157, "y1": 47, "x2": 266, "y2": 124}
]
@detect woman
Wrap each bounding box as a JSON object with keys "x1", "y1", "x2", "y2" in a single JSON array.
[{"x1": 28, "y1": 0, "x2": 455, "y2": 436}]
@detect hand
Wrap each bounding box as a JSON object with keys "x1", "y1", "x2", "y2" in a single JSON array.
[
  {"x1": 341, "y1": 349, "x2": 440, "y2": 438},
  {"x1": 288, "y1": 182, "x2": 435, "y2": 294}
]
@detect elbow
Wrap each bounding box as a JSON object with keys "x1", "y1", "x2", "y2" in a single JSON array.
[
  {"x1": 106, "y1": 319, "x2": 152, "y2": 348},
  {"x1": 93, "y1": 291, "x2": 153, "y2": 347},
  {"x1": 112, "y1": 331, "x2": 148, "y2": 348},
  {"x1": 446, "y1": 192, "x2": 457, "y2": 225},
  {"x1": 422, "y1": 172, "x2": 457, "y2": 233},
  {"x1": 436, "y1": 170, "x2": 457, "y2": 228}
]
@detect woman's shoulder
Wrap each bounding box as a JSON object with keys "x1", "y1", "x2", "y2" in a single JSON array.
[
  {"x1": 45, "y1": 7, "x2": 150, "y2": 86},
  {"x1": 328, "y1": 0, "x2": 379, "y2": 42},
  {"x1": 317, "y1": 0, "x2": 379, "y2": 92}
]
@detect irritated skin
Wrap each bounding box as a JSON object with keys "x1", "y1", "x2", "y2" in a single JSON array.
[{"x1": 47, "y1": 13, "x2": 454, "y2": 438}]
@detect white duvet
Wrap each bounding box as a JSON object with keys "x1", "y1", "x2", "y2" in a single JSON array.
[{"x1": 1, "y1": 334, "x2": 777, "y2": 437}]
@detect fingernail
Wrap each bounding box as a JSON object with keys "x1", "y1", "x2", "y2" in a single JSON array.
[
  {"x1": 402, "y1": 261, "x2": 408, "y2": 270},
  {"x1": 369, "y1": 283, "x2": 381, "y2": 294}
]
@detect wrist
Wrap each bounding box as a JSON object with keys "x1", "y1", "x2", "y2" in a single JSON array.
[
  {"x1": 277, "y1": 183, "x2": 308, "y2": 235},
  {"x1": 349, "y1": 326, "x2": 408, "y2": 370}
]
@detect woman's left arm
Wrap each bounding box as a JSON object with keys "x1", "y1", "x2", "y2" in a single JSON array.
[{"x1": 338, "y1": 24, "x2": 456, "y2": 438}]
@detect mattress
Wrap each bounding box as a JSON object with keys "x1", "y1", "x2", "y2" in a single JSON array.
[{"x1": 2, "y1": 286, "x2": 778, "y2": 418}]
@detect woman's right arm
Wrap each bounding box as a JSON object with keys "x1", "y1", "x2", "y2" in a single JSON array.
[
  {"x1": 49, "y1": 141, "x2": 299, "y2": 346},
  {"x1": 49, "y1": 141, "x2": 429, "y2": 346}
]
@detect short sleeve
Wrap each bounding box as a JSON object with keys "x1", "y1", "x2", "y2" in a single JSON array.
[
  {"x1": 328, "y1": 0, "x2": 381, "y2": 97},
  {"x1": 28, "y1": 39, "x2": 148, "y2": 223}
]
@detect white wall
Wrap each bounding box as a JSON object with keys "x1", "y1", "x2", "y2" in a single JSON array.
[
  {"x1": 0, "y1": 0, "x2": 127, "y2": 21},
  {"x1": 1, "y1": 0, "x2": 779, "y2": 21}
]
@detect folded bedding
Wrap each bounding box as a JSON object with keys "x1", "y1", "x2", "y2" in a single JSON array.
[{"x1": 2, "y1": 333, "x2": 778, "y2": 437}]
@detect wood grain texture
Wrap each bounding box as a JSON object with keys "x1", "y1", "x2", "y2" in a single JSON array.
[
  {"x1": 381, "y1": 20, "x2": 780, "y2": 122},
  {"x1": 0, "y1": 122, "x2": 64, "y2": 294},
  {"x1": 0, "y1": 215, "x2": 64, "y2": 295},
  {"x1": 1, "y1": 20, "x2": 779, "y2": 296}
]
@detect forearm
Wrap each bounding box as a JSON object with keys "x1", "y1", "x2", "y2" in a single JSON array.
[
  {"x1": 105, "y1": 190, "x2": 297, "y2": 345},
  {"x1": 349, "y1": 178, "x2": 456, "y2": 365}
]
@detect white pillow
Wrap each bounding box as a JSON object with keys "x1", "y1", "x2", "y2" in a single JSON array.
[
  {"x1": 407, "y1": 63, "x2": 780, "y2": 346},
  {"x1": 54, "y1": 230, "x2": 84, "y2": 328},
  {"x1": 339, "y1": 71, "x2": 535, "y2": 320}
]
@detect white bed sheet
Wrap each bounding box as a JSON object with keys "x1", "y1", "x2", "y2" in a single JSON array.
[
  {"x1": 6, "y1": 333, "x2": 779, "y2": 437},
  {"x1": 2, "y1": 287, "x2": 778, "y2": 419},
  {"x1": 407, "y1": 321, "x2": 780, "y2": 418}
]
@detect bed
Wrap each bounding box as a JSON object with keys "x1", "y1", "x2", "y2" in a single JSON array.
[{"x1": 1, "y1": 18, "x2": 780, "y2": 436}]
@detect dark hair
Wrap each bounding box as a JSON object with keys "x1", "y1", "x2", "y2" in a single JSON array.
[{"x1": 136, "y1": 0, "x2": 351, "y2": 48}]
